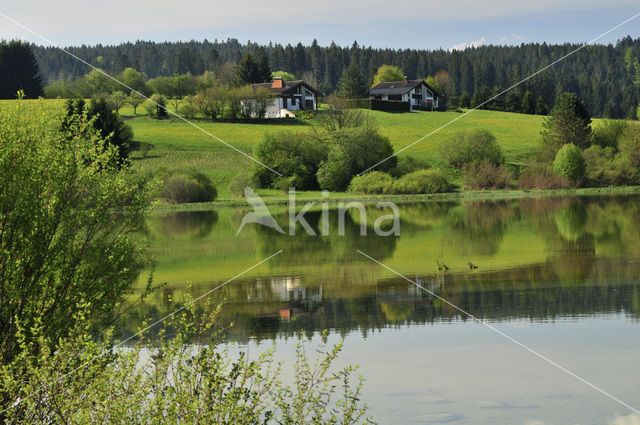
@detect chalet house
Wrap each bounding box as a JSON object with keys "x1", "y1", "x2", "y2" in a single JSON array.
[
  {"x1": 250, "y1": 78, "x2": 319, "y2": 118},
  {"x1": 369, "y1": 78, "x2": 441, "y2": 110}
]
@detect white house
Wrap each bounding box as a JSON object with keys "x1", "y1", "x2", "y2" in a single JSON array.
[
  {"x1": 250, "y1": 78, "x2": 320, "y2": 118},
  {"x1": 369, "y1": 78, "x2": 441, "y2": 110}
]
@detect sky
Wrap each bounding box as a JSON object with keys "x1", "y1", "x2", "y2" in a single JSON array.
[{"x1": 0, "y1": 1, "x2": 639, "y2": 50}]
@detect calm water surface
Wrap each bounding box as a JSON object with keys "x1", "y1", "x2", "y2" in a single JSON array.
[{"x1": 130, "y1": 194, "x2": 640, "y2": 424}]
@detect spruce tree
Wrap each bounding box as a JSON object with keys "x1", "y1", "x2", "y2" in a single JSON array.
[
  {"x1": 61, "y1": 98, "x2": 133, "y2": 165},
  {"x1": 541, "y1": 92, "x2": 592, "y2": 151},
  {"x1": 521, "y1": 90, "x2": 535, "y2": 114},
  {"x1": 535, "y1": 96, "x2": 548, "y2": 115},
  {"x1": 336, "y1": 63, "x2": 368, "y2": 98},
  {"x1": 256, "y1": 54, "x2": 272, "y2": 83},
  {"x1": 233, "y1": 54, "x2": 258, "y2": 87},
  {"x1": 0, "y1": 40, "x2": 44, "y2": 99},
  {"x1": 233, "y1": 53, "x2": 271, "y2": 86}
]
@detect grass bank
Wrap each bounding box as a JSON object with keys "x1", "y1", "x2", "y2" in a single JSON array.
[{"x1": 149, "y1": 185, "x2": 640, "y2": 212}]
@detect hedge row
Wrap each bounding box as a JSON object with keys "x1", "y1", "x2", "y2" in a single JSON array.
[
  {"x1": 332, "y1": 98, "x2": 411, "y2": 112},
  {"x1": 370, "y1": 99, "x2": 411, "y2": 112}
]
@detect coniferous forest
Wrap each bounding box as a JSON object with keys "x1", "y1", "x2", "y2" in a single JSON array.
[{"x1": 30, "y1": 37, "x2": 640, "y2": 118}]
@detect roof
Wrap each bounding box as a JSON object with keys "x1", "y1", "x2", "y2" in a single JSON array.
[
  {"x1": 369, "y1": 79, "x2": 441, "y2": 97},
  {"x1": 250, "y1": 80, "x2": 320, "y2": 96}
]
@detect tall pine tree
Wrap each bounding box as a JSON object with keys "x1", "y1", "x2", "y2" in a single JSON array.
[
  {"x1": 336, "y1": 63, "x2": 368, "y2": 98},
  {"x1": 0, "y1": 40, "x2": 44, "y2": 99}
]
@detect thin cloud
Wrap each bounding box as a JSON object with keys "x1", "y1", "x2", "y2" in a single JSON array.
[
  {"x1": 449, "y1": 37, "x2": 486, "y2": 51},
  {"x1": 498, "y1": 33, "x2": 527, "y2": 44}
]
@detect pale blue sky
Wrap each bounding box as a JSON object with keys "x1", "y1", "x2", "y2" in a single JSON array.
[{"x1": 1, "y1": 1, "x2": 639, "y2": 49}]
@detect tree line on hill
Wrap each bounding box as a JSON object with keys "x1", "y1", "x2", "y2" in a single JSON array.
[{"x1": 21, "y1": 36, "x2": 640, "y2": 118}]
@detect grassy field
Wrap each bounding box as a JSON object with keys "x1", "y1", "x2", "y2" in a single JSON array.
[
  {"x1": 2, "y1": 98, "x2": 637, "y2": 199},
  {"x1": 124, "y1": 107, "x2": 548, "y2": 198}
]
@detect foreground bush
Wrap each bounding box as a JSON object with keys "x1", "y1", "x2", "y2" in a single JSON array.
[
  {"x1": 392, "y1": 170, "x2": 450, "y2": 194},
  {"x1": 162, "y1": 172, "x2": 217, "y2": 203},
  {"x1": 62, "y1": 97, "x2": 133, "y2": 164},
  {"x1": 0, "y1": 103, "x2": 153, "y2": 364},
  {"x1": 348, "y1": 171, "x2": 394, "y2": 194},
  {"x1": 0, "y1": 302, "x2": 373, "y2": 424},
  {"x1": 463, "y1": 161, "x2": 514, "y2": 189},
  {"x1": 553, "y1": 143, "x2": 586, "y2": 183},
  {"x1": 440, "y1": 129, "x2": 504, "y2": 168},
  {"x1": 518, "y1": 166, "x2": 570, "y2": 190}
]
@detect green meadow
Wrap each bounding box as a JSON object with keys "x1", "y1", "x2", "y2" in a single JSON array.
[{"x1": 2, "y1": 99, "x2": 637, "y2": 199}]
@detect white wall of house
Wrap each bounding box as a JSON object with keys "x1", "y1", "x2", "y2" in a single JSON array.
[
  {"x1": 277, "y1": 86, "x2": 316, "y2": 117},
  {"x1": 373, "y1": 83, "x2": 439, "y2": 110}
]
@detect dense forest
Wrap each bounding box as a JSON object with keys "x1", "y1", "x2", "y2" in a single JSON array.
[{"x1": 30, "y1": 37, "x2": 640, "y2": 118}]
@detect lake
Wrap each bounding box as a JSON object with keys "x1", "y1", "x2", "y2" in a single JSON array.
[{"x1": 129, "y1": 194, "x2": 640, "y2": 424}]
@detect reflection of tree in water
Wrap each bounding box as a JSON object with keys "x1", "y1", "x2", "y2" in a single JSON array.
[
  {"x1": 254, "y1": 209, "x2": 397, "y2": 267},
  {"x1": 145, "y1": 211, "x2": 218, "y2": 240},
  {"x1": 541, "y1": 200, "x2": 595, "y2": 285},
  {"x1": 554, "y1": 201, "x2": 587, "y2": 242},
  {"x1": 549, "y1": 234, "x2": 596, "y2": 286},
  {"x1": 444, "y1": 200, "x2": 516, "y2": 256},
  {"x1": 394, "y1": 202, "x2": 457, "y2": 231},
  {"x1": 518, "y1": 197, "x2": 571, "y2": 221}
]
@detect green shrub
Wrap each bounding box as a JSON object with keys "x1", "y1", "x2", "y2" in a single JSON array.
[
  {"x1": 294, "y1": 110, "x2": 315, "y2": 120},
  {"x1": 326, "y1": 97, "x2": 371, "y2": 109},
  {"x1": 388, "y1": 156, "x2": 430, "y2": 178},
  {"x1": 463, "y1": 161, "x2": 514, "y2": 190},
  {"x1": 162, "y1": 172, "x2": 217, "y2": 203},
  {"x1": 591, "y1": 120, "x2": 628, "y2": 149},
  {"x1": 440, "y1": 129, "x2": 504, "y2": 168},
  {"x1": 179, "y1": 97, "x2": 198, "y2": 119},
  {"x1": 0, "y1": 102, "x2": 152, "y2": 364},
  {"x1": 518, "y1": 166, "x2": 570, "y2": 190},
  {"x1": 391, "y1": 169, "x2": 450, "y2": 194},
  {"x1": 276, "y1": 176, "x2": 296, "y2": 193},
  {"x1": 553, "y1": 143, "x2": 586, "y2": 183},
  {"x1": 2, "y1": 300, "x2": 372, "y2": 425},
  {"x1": 316, "y1": 127, "x2": 397, "y2": 191},
  {"x1": 583, "y1": 145, "x2": 638, "y2": 186},
  {"x1": 253, "y1": 131, "x2": 326, "y2": 190},
  {"x1": 142, "y1": 100, "x2": 155, "y2": 117},
  {"x1": 228, "y1": 173, "x2": 253, "y2": 197},
  {"x1": 316, "y1": 149, "x2": 352, "y2": 191},
  {"x1": 618, "y1": 126, "x2": 640, "y2": 171},
  {"x1": 348, "y1": 171, "x2": 394, "y2": 194}
]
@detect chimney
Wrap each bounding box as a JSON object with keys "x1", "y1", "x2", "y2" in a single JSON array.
[{"x1": 271, "y1": 77, "x2": 285, "y2": 89}]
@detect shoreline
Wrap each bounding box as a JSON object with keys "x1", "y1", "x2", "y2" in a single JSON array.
[{"x1": 149, "y1": 185, "x2": 640, "y2": 213}]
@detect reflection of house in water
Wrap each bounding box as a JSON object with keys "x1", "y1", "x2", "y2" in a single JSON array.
[{"x1": 248, "y1": 276, "x2": 323, "y2": 321}]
